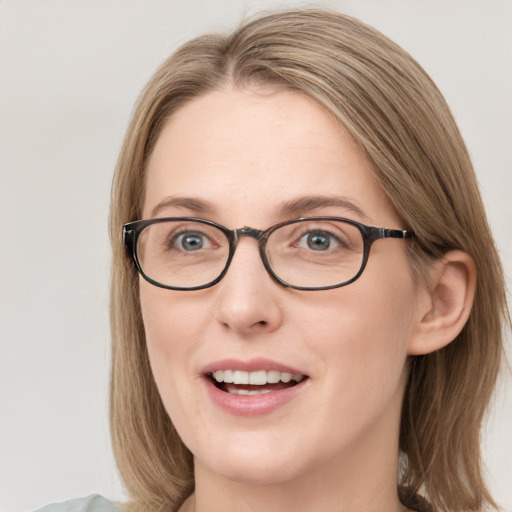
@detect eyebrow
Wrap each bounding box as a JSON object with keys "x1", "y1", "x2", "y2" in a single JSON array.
[
  {"x1": 275, "y1": 195, "x2": 369, "y2": 221},
  {"x1": 150, "y1": 194, "x2": 368, "y2": 221},
  {"x1": 150, "y1": 196, "x2": 216, "y2": 218}
]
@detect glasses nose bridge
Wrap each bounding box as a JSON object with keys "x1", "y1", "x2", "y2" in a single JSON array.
[
  {"x1": 230, "y1": 226, "x2": 268, "y2": 267},
  {"x1": 235, "y1": 226, "x2": 265, "y2": 242}
]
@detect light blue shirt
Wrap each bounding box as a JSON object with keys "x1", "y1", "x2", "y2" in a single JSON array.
[{"x1": 35, "y1": 495, "x2": 121, "y2": 512}]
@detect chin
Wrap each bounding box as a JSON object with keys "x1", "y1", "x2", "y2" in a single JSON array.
[
  {"x1": 203, "y1": 455, "x2": 308, "y2": 486},
  {"x1": 191, "y1": 433, "x2": 321, "y2": 487}
]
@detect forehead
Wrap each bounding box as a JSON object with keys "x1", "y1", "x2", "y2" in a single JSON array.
[{"x1": 143, "y1": 88, "x2": 397, "y2": 226}]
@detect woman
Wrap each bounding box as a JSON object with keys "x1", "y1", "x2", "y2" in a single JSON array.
[{"x1": 42, "y1": 8, "x2": 508, "y2": 512}]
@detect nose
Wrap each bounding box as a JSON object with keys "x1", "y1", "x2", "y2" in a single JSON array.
[{"x1": 214, "y1": 237, "x2": 284, "y2": 336}]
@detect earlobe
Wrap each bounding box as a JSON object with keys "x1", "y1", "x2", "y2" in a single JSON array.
[{"x1": 408, "y1": 250, "x2": 476, "y2": 355}]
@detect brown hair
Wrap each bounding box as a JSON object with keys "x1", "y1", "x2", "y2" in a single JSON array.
[{"x1": 109, "y1": 9, "x2": 508, "y2": 512}]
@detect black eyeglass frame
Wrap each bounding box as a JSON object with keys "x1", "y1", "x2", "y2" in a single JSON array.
[{"x1": 123, "y1": 216, "x2": 414, "y2": 291}]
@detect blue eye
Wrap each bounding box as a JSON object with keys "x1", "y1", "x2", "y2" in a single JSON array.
[
  {"x1": 175, "y1": 231, "x2": 207, "y2": 251},
  {"x1": 299, "y1": 230, "x2": 339, "y2": 251}
]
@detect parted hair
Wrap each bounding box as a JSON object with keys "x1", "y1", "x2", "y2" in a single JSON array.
[{"x1": 109, "y1": 9, "x2": 508, "y2": 512}]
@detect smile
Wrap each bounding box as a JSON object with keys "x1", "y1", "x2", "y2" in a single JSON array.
[
  {"x1": 202, "y1": 359, "x2": 310, "y2": 415},
  {"x1": 209, "y1": 370, "x2": 306, "y2": 395}
]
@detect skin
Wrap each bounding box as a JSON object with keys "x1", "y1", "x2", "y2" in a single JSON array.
[{"x1": 140, "y1": 87, "x2": 431, "y2": 512}]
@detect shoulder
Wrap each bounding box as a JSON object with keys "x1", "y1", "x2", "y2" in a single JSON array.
[{"x1": 34, "y1": 495, "x2": 122, "y2": 512}]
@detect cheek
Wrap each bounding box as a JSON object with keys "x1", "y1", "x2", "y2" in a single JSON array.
[
  {"x1": 305, "y1": 260, "x2": 417, "y2": 402},
  {"x1": 139, "y1": 284, "x2": 227, "y2": 458},
  {"x1": 140, "y1": 281, "x2": 206, "y2": 348},
  {"x1": 139, "y1": 282, "x2": 206, "y2": 398}
]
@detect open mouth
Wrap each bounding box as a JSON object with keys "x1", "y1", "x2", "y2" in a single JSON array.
[{"x1": 208, "y1": 369, "x2": 307, "y2": 396}]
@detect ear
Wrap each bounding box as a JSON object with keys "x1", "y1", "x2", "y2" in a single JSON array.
[{"x1": 408, "y1": 250, "x2": 476, "y2": 355}]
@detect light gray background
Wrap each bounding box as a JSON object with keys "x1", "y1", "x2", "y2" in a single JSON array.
[{"x1": 1, "y1": 1, "x2": 510, "y2": 511}]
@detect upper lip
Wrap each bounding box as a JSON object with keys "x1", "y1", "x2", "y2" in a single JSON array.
[{"x1": 201, "y1": 358, "x2": 308, "y2": 377}]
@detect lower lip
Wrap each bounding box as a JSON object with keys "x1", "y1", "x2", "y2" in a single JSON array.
[{"x1": 203, "y1": 377, "x2": 309, "y2": 416}]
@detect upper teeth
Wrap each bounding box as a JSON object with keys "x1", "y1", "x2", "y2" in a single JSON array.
[{"x1": 212, "y1": 370, "x2": 304, "y2": 385}]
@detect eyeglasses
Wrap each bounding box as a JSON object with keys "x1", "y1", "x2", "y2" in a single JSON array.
[{"x1": 123, "y1": 217, "x2": 414, "y2": 291}]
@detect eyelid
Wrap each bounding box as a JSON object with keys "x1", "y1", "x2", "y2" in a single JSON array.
[
  {"x1": 301, "y1": 228, "x2": 347, "y2": 246},
  {"x1": 171, "y1": 225, "x2": 226, "y2": 248},
  {"x1": 284, "y1": 221, "x2": 349, "y2": 246}
]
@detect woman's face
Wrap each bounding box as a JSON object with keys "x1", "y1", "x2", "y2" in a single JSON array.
[{"x1": 140, "y1": 88, "x2": 420, "y2": 486}]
